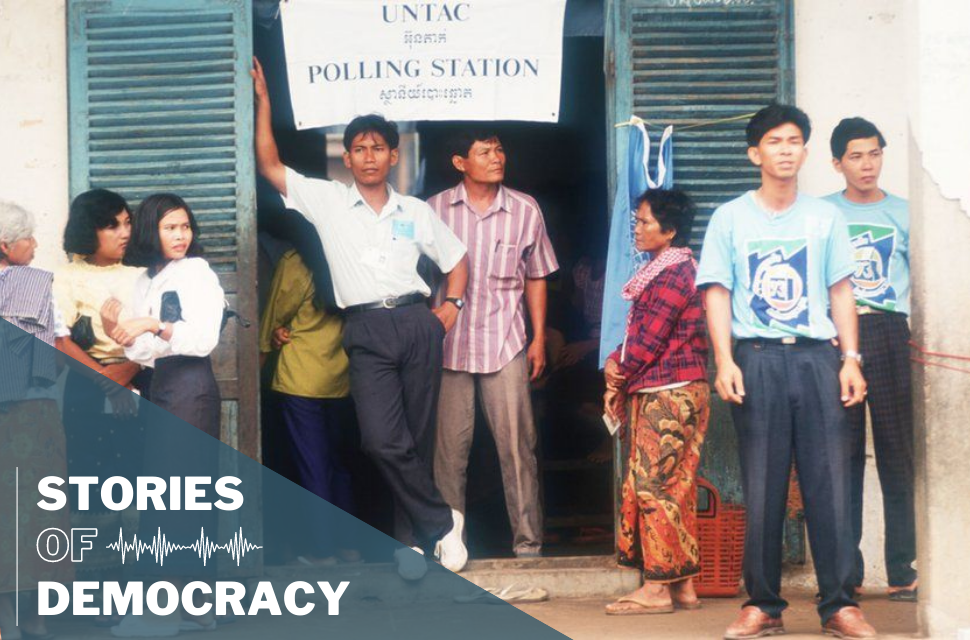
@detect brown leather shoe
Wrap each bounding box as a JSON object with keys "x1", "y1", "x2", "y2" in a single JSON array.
[
  {"x1": 822, "y1": 606, "x2": 877, "y2": 639},
  {"x1": 724, "y1": 606, "x2": 785, "y2": 639}
]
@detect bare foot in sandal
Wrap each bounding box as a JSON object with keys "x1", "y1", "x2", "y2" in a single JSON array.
[
  {"x1": 605, "y1": 583, "x2": 674, "y2": 615},
  {"x1": 669, "y1": 578, "x2": 701, "y2": 609}
]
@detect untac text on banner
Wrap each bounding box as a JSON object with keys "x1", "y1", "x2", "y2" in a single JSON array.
[{"x1": 280, "y1": 0, "x2": 567, "y2": 129}]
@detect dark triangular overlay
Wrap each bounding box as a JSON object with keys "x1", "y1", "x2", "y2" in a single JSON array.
[{"x1": 0, "y1": 318, "x2": 572, "y2": 639}]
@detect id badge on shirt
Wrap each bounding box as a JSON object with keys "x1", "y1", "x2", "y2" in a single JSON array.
[{"x1": 392, "y1": 219, "x2": 415, "y2": 241}]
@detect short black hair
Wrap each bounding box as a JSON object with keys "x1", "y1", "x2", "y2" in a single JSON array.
[
  {"x1": 63, "y1": 189, "x2": 130, "y2": 256},
  {"x1": 746, "y1": 104, "x2": 812, "y2": 148},
  {"x1": 830, "y1": 117, "x2": 887, "y2": 159},
  {"x1": 637, "y1": 188, "x2": 696, "y2": 249},
  {"x1": 448, "y1": 129, "x2": 501, "y2": 160},
  {"x1": 125, "y1": 193, "x2": 204, "y2": 271},
  {"x1": 342, "y1": 114, "x2": 400, "y2": 151}
]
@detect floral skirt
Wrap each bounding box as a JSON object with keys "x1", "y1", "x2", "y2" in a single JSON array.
[{"x1": 617, "y1": 381, "x2": 710, "y2": 582}]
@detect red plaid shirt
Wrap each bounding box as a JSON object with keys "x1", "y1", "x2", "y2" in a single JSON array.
[{"x1": 608, "y1": 259, "x2": 708, "y2": 392}]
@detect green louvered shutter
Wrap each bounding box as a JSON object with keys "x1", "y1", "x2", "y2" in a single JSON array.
[
  {"x1": 67, "y1": 0, "x2": 259, "y2": 462},
  {"x1": 607, "y1": 0, "x2": 794, "y2": 250}
]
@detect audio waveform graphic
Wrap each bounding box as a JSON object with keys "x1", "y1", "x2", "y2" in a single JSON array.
[{"x1": 106, "y1": 527, "x2": 262, "y2": 567}]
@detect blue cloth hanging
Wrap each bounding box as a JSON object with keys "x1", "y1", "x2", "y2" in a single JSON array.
[{"x1": 599, "y1": 121, "x2": 674, "y2": 367}]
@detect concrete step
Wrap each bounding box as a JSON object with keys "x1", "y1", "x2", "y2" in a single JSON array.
[{"x1": 260, "y1": 555, "x2": 640, "y2": 604}]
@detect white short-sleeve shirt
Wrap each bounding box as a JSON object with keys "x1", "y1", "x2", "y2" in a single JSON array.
[{"x1": 282, "y1": 167, "x2": 467, "y2": 309}]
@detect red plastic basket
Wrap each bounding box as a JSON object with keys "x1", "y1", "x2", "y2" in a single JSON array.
[{"x1": 694, "y1": 477, "x2": 745, "y2": 597}]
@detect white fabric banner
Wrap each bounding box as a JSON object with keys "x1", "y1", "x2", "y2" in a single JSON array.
[{"x1": 280, "y1": 0, "x2": 567, "y2": 129}]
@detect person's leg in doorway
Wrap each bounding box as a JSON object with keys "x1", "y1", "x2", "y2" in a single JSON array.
[
  {"x1": 434, "y1": 368, "x2": 476, "y2": 518},
  {"x1": 863, "y1": 314, "x2": 917, "y2": 594},
  {"x1": 477, "y1": 351, "x2": 542, "y2": 557}
]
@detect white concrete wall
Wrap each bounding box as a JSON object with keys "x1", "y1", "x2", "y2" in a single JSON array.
[
  {"x1": 794, "y1": 0, "x2": 909, "y2": 589},
  {"x1": 907, "y1": 1, "x2": 970, "y2": 636},
  {"x1": 0, "y1": 0, "x2": 69, "y2": 272},
  {"x1": 795, "y1": 0, "x2": 908, "y2": 201}
]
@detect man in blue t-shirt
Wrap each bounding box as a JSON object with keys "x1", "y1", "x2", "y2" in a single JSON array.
[
  {"x1": 698, "y1": 105, "x2": 876, "y2": 639},
  {"x1": 826, "y1": 117, "x2": 917, "y2": 602}
]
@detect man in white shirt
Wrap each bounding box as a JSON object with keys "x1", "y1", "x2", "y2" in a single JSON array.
[{"x1": 252, "y1": 58, "x2": 470, "y2": 577}]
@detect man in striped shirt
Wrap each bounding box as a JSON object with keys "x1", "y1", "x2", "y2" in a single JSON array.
[{"x1": 428, "y1": 130, "x2": 558, "y2": 558}]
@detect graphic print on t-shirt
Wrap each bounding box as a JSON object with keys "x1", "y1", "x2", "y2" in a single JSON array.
[
  {"x1": 848, "y1": 223, "x2": 897, "y2": 311},
  {"x1": 747, "y1": 238, "x2": 810, "y2": 334}
]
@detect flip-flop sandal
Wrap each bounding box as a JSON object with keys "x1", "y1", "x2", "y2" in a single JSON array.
[
  {"x1": 673, "y1": 598, "x2": 702, "y2": 610},
  {"x1": 605, "y1": 595, "x2": 674, "y2": 615},
  {"x1": 888, "y1": 587, "x2": 917, "y2": 602},
  {"x1": 496, "y1": 587, "x2": 549, "y2": 604}
]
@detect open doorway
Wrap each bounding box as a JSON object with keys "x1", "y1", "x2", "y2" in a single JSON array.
[
  {"x1": 415, "y1": 36, "x2": 611, "y2": 558},
  {"x1": 254, "y1": 13, "x2": 613, "y2": 559}
]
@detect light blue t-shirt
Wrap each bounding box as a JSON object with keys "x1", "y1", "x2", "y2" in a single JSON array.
[
  {"x1": 697, "y1": 191, "x2": 855, "y2": 340},
  {"x1": 823, "y1": 191, "x2": 910, "y2": 316}
]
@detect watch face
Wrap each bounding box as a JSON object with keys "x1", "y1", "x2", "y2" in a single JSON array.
[{"x1": 448, "y1": 298, "x2": 464, "y2": 309}]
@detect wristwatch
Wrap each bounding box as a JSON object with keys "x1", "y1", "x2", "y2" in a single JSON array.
[
  {"x1": 445, "y1": 297, "x2": 465, "y2": 311},
  {"x1": 841, "y1": 350, "x2": 863, "y2": 366},
  {"x1": 156, "y1": 321, "x2": 169, "y2": 336}
]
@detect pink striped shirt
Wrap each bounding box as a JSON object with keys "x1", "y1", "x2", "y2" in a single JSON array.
[{"x1": 429, "y1": 183, "x2": 559, "y2": 374}]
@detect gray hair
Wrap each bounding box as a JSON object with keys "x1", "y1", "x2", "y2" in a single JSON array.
[{"x1": 0, "y1": 200, "x2": 36, "y2": 245}]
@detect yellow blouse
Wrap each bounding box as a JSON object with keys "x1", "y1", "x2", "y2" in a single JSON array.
[
  {"x1": 259, "y1": 250, "x2": 349, "y2": 399},
  {"x1": 53, "y1": 256, "x2": 145, "y2": 361}
]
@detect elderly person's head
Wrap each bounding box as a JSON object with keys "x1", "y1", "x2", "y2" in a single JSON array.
[{"x1": 0, "y1": 200, "x2": 38, "y2": 267}]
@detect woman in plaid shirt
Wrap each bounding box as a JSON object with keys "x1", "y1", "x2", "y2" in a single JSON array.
[{"x1": 603, "y1": 189, "x2": 711, "y2": 615}]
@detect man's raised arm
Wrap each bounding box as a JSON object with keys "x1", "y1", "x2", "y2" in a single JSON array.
[{"x1": 251, "y1": 57, "x2": 287, "y2": 197}]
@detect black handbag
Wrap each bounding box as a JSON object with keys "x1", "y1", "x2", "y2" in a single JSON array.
[{"x1": 70, "y1": 315, "x2": 97, "y2": 351}]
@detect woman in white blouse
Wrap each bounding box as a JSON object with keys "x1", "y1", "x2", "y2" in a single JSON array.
[
  {"x1": 100, "y1": 193, "x2": 225, "y2": 635},
  {"x1": 101, "y1": 193, "x2": 224, "y2": 436}
]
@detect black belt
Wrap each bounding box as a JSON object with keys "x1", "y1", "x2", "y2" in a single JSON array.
[
  {"x1": 345, "y1": 293, "x2": 427, "y2": 314},
  {"x1": 737, "y1": 336, "x2": 828, "y2": 346}
]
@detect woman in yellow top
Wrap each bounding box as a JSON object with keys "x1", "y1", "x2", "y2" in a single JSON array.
[
  {"x1": 53, "y1": 189, "x2": 146, "y2": 615},
  {"x1": 260, "y1": 215, "x2": 357, "y2": 565}
]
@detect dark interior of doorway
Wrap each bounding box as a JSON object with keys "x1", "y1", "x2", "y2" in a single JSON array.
[{"x1": 254, "y1": 17, "x2": 613, "y2": 560}]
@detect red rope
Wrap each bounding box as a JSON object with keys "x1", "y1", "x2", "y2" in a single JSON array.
[
  {"x1": 910, "y1": 356, "x2": 970, "y2": 376},
  {"x1": 909, "y1": 341, "x2": 970, "y2": 362}
]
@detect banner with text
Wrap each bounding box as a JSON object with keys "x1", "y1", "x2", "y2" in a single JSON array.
[{"x1": 280, "y1": 0, "x2": 567, "y2": 129}]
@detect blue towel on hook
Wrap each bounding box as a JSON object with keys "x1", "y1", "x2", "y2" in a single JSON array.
[{"x1": 599, "y1": 121, "x2": 674, "y2": 367}]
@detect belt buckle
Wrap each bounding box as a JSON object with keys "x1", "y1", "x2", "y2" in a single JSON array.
[
  {"x1": 382, "y1": 297, "x2": 398, "y2": 309},
  {"x1": 781, "y1": 336, "x2": 797, "y2": 345}
]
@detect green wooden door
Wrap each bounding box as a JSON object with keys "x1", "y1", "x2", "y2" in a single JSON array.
[{"x1": 605, "y1": 0, "x2": 804, "y2": 562}]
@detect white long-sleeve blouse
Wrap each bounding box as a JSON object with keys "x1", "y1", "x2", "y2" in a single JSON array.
[{"x1": 125, "y1": 257, "x2": 225, "y2": 368}]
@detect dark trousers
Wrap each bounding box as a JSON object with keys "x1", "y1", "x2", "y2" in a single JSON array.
[
  {"x1": 342, "y1": 303, "x2": 452, "y2": 548},
  {"x1": 848, "y1": 313, "x2": 917, "y2": 588},
  {"x1": 732, "y1": 340, "x2": 857, "y2": 623},
  {"x1": 279, "y1": 394, "x2": 356, "y2": 557}
]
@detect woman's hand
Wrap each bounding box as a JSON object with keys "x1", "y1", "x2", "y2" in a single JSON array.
[
  {"x1": 101, "y1": 361, "x2": 141, "y2": 388},
  {"x1": 100, "y1": 297, "x2": 123, "y2": 337},
  {"x1": 109, "y1": 318, "x2": 156, "y2": 347},
  {"x1": 603, "y1": 387, "x2": 626, "y2": 425},
  {"x1": 271, "y1": 326, "x2": 291, "y2": 350},
  {"x1": 604, "y1": 358, "x2": 626, "y2": 390}
]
